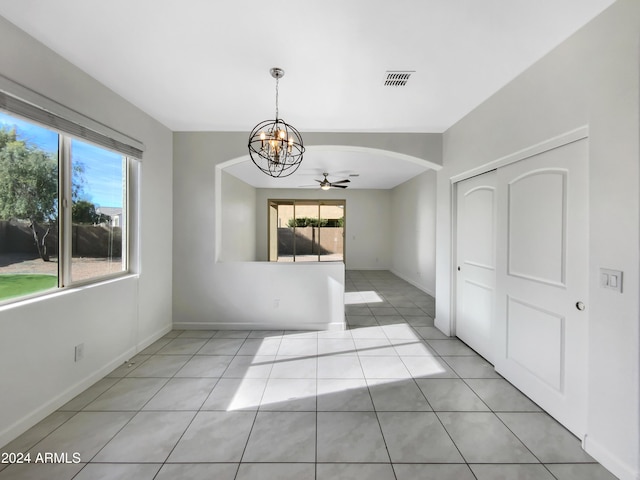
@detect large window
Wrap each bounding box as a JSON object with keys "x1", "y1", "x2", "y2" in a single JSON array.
[
  {"x1": 0, "y1": 108, "x2": 132, "y2": 303},
  {"x1": 268, "y1": 199, "x2": 345, "y2": 262}
]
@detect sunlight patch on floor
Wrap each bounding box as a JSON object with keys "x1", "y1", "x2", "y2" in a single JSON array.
[
  {"x1": 345, "y1": 291, "x2": 384, "y2": 305},
  {"x1": 226, "y1": 328, "x2": 447, "y2": 411}
]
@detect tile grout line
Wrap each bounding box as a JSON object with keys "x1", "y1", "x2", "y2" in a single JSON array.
[
  {"x1": 315, "y1": 330, "x2": 319, "y2": 480},
  {"x1": 88, "y1": 333, "x2": 214, "y2": 476},
  {"x1": 232, "y1": 330, "x2": 283, "y2": 479},
  {"x1": 351, "y1": 322, "x2": 399, "y2": 480},
  {"x1": 25, "y1": 333, "x2": 183, "y2": 479},
  {"x1": 4, "y1": 272, "x2": 606, "y2": 479}
]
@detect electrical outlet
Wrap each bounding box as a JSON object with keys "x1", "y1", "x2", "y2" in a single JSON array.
[{"x1": 74, "y1": 343, "x2": 84, "y2": 362}]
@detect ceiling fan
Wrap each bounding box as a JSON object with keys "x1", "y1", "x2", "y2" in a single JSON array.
[{"x1": 315, "y1": 172, "x2": 350, "y2": 190}]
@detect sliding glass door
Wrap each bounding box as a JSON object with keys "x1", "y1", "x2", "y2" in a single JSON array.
[
  {"x1": 268, "y1": 200, "x2": 345, "y2": 263},
  {"x1": 294, "y1": 201, "x2": 318, "y2": 261},
  {"x1": 319, "y1": 203, "x2": 344, "y2": 262}
]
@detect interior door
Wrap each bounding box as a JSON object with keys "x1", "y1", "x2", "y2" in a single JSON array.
[
  {"x1": 495, "y1": 138, "x2": 588, "y2": 437},
  {"x1": 455, "y1": 171, "x2": 497, "y2": 362}
]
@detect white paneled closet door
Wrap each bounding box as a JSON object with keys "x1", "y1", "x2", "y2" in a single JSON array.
[
  {"x1": 455, "y1": 170, "x2": 497, "y2": 363},
  {"x1": 494, "y1": 138, "x2": 589, "y2": 438}
]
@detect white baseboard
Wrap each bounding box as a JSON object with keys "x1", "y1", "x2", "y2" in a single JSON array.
[
  {"x1": 0, "y1": 349, "x2": 133, "y2": 449},
  {"x1": 173, "y1": 321, "x2": 345, "y2": 331},
  {"x1": 136, "y1": 323, "x2": 173, "y2": 352},
  {"x1": 434, "y1": 317, "x2": 452, "y2": 337},
  {"x1": 389, "y1": 269, "x2": 435, "y2": 297},
  {"x1": 0, "y1": 323, "x2": 171, "y2": 449},
  {"x1": 584, "y1": 435, "x2": 639, "y2": 480}
]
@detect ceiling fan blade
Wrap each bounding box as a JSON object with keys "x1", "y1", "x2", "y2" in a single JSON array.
[
  {"x1": 298, "y1": 184, "x2": 319, "y2": 187},
  {"x1": 314, "y1": 179, "x2": 323, "y2": 183},
  {"x1": 331, "y1": 184, "x2": 348, "y2": 189},
  {"x1": 331, "y1": 179, "x2": 351, "y2": 184}
]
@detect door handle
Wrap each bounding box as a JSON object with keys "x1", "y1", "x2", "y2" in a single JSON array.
[{"x1": 576, "y1": 301, "x2": 586, "y2": 311}]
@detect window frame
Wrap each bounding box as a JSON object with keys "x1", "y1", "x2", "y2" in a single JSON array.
[
  {"x1": 267, "y1": 198, "x2": 346, "y2": 263},
  {"x1": 59, "y1": 136, "x2": 131, "y2": 288},
  {"x1": 0, "y1": 89, "x2": 140, "y2": 305}
]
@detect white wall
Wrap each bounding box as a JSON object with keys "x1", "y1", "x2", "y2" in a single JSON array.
[
  {"x1": 175, "y1": 261, "x2": 345, "y2": 331},
  {"x1": 435, "y1": 1, "x2": 639, "y2": 478},
  {"x1": 221, "y1": 171, "x2": 257, "y2": 261},
  {"x1": 0, "y1": 17, "x2": 173, "y2": 447},
  {"x1": 254, "y1": 188, "x2": 392, "y2": 270},
  {"x1": 390, "y1": 170, "x2": 437, "y2": 295},
  {"x1": 300, "y1": 132, "x2": 442, "y2": 168},
  {"x1": 173, "y1": 132, "x2": 440, "y2": 327},
  {"x1": 173, "y1": 132, "x2": 244, "y2": 325}
]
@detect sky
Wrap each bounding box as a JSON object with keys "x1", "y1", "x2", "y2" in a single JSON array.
[{"x1": 0, "y1": 111, "x2": 124, "y2": 208}]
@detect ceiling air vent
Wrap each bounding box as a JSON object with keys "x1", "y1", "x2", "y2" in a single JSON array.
[{"x1": 384, "y1": 71, "x2": 414, "y2": 87}]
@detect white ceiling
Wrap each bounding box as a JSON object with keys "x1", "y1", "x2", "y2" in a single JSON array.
[
  {"x1": 224, "y1": 146, "x2": 432, "y2": 189},
  {"x1": 0, "y1": 0, "x2": 616, "y2": 188}
]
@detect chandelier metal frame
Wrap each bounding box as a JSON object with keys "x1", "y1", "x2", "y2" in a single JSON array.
[{"x1": 248, "y1": 68, "x2": 304, "y2": 178}]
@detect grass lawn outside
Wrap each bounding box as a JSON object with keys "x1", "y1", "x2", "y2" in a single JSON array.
[{"x1": 0, "y1": 274, "x2": 57, "y2": 301}]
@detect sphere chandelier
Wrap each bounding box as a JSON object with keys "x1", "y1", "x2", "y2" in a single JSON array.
[{"x1": 248, "y1": 68, "x2": 304, "y2": 178}]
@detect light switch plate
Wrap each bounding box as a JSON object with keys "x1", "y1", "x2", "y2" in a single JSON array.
[{"x1": 600, "y1": 268, "x2": 623, "y2": 293}]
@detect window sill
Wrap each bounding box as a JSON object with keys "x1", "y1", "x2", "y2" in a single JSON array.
[{"x1": 0, "y1": 272, "x2": 139, "y2": 312}]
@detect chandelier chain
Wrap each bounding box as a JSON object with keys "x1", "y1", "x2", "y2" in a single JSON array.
[{"x1": 275, "y1": 76, "x2": 279, "y2": 120}]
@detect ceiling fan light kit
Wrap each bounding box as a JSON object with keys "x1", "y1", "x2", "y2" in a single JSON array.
[
  {"x1": 248, "y1": 68, "x2": 305, "y2": 178},
  {"x1": 317, "y1": 172, "x2": 350, "y2": 190}
]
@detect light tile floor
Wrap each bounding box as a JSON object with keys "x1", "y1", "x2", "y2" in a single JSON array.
[{"x1": 0, "y1": 271, "x2": 618, "y2": 480}]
